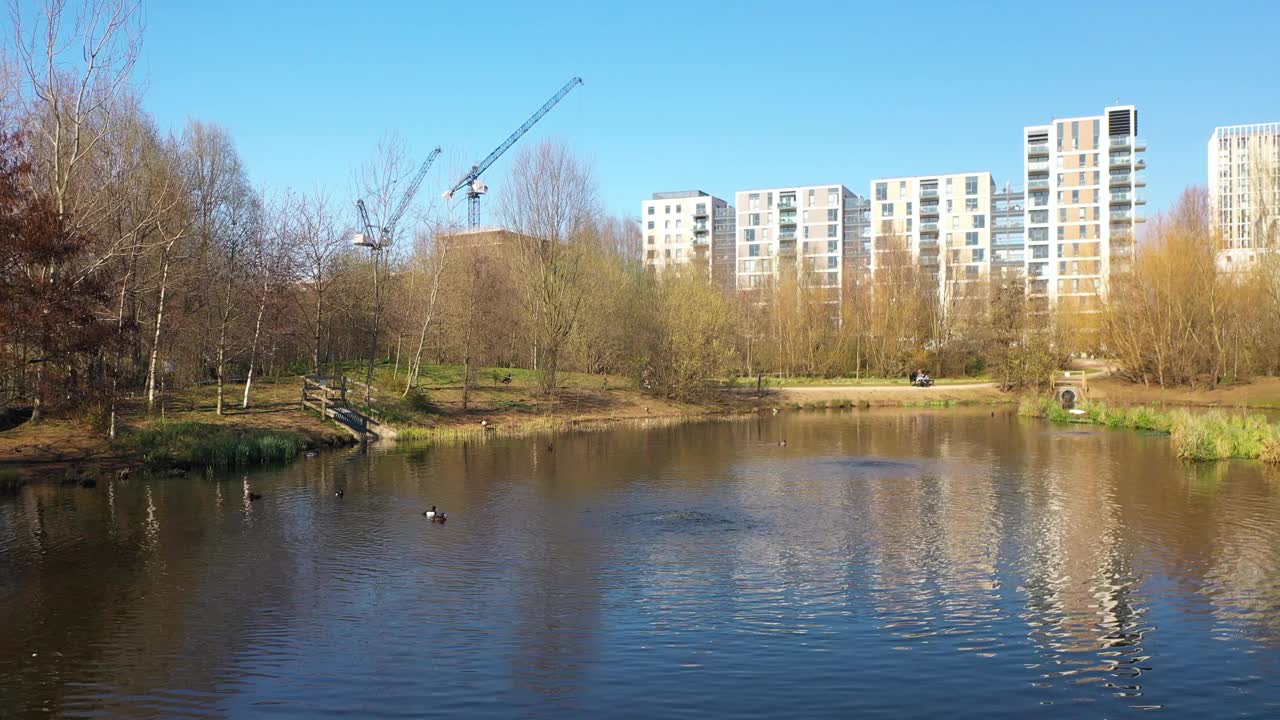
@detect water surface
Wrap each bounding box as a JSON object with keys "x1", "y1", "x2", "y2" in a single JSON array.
[{"x1": 3, "y1": 409, "x2": 1280, "y2": 718}]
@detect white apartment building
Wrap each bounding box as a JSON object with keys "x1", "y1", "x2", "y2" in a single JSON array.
[
  {"x1": 641, "y1": 191, "x2": 731, "y2": 272},
  {"x1": 734, "y1": 185, "x2": 860, "y2": 301},
  {"x1": 1023, "y1": 105, "x2": 1145, "y2": 311},
  {"x1": 869, "y1": 172, "x2": 995, "y2": 303},
  {"x1": 1208, "y1": 122, "x2": 1280, "y2": 270}
]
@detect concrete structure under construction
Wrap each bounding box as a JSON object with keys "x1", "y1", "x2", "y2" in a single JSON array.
[
  {"x1": 1022, "y1": 105, "x2": 1145, "y2": 311},
  {"x1": 1208, "y1": 122, "x2": 1280, "y2": 271},
  {"x1": 641, "y1": 191, "x2": 731, "y2": 274}
]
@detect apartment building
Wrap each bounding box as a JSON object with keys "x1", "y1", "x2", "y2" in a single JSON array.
[
  {"x1": 869, "y1": 173, "x2": 996, "y2": 303},
  {"x1": 1208, "y1": 122, "x2": 1280, "y2": 270},
  {"x1": 641, "y1": 191, "x2": 731, "y2": 274},
  {"x1": 1023, "y1": 105, "x2": 1145, "y2": 310},
  {"x1": 733, "y1": 185, "x2": 863, "y2": 302},
  {"x1": 991, "y1": 184, "x2": 1026, "y2": 282}
]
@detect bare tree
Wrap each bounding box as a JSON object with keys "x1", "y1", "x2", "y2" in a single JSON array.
[
  {"x1": 242, "y1": 193, "x2": 295, "y2": 408},
  {"x1": 500, "y1": 140, "x2": 597, "y2": 394},
  {"x1": 295, "y1": 191, "x2": 345, "y2": 373}
]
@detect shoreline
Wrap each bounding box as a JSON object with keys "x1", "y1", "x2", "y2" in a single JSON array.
[{"x1": 7, "y1": 374, "x2": 1280, "y2": 487}]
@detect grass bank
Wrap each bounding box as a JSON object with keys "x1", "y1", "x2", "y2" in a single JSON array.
[
  {"x1": 1019, "y1": 396, "x2": 1280, "y2": 463},
  {"x1": 115, "y1": 421, "x2": 305, "y2": 469}
]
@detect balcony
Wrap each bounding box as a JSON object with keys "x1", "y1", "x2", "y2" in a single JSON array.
[
  {"x1": 919, "y1": 222, "x2": 939, "y2": 232},
  {"x1": 1109, "y1": 152, "x2": 1132, "y2": 168},
  {"x1": 1134, "y1": 172, "x2": 1146, "y2": 187},
  {"x1": 1109, "y1": 173, "x2": 1131, "y2": 187},
  {"x1": 1110, "y1": 209, "x2": 1134, "y2": 222},
  {"x1": 1135, "y1": 158, "x2": 1146, "y2": 170},
  {"x1": 1109, "y1": 191, "x2": 1132, "y2": 204},
  {"x1": 1029, "y1": 210, "x2": 1049, "y2": 224},
  {"x1": 920, "y1": 188, "x2": 938, "y2": 199},
  {"x1": 693, "y1": 225, "x2": 709, "y2": 234},
  {"x1": 1027, "y1": 141, "x2": 1049, "y2": 157},
  {"x1": 1028, "y1": 179, "x2": 1050, "y2": 191},
  {"x1": 779, "y1": 213, "x2": 797, "y2": 227},
  {"x1": 919, "y1": 203, "x2": 939, "y2": 216},
  {"x1": 692, "y1": 208, "x2": 709, "y2": 219},
  {"x1": 778, "y1": 201, "x2": 796, "y2": 210},
  {"x1": 779, "y1": 230, "x2": 796, "y2": 241}
]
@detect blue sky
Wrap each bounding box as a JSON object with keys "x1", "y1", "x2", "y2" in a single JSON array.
[{"x1": 134, "y1": 0, "x2": 1280, "y2": 221}]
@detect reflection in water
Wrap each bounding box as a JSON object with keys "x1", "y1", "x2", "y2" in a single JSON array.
[{"x1": 3, "y1": 408, "x2": 1280, "y2": 718}]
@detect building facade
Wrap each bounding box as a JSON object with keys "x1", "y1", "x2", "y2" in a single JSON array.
[
  {"x1": 733, "y1": 185, "x2": 862, "y2": 302},
  {"x1": 641, "y1": 191, "x2": 731, "y2": 274},
  {"x1": 869, "y1": 173, "x2": 996, "y2": 304},
  {"x1": 1023, "y1": 105, "x2": 1145, "y2": 311},
  {"x1": 1208, "y1": 122, "x2": 1280, "y2": 270}
]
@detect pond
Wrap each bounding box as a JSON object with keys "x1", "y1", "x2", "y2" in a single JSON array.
[{"x1": 3, "y1": 408, "x2": 1280, "y2": 718}]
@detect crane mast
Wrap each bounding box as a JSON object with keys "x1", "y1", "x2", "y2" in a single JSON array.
[{"x1": 445, "y1": 76, "x2": 583, "y2": 228}]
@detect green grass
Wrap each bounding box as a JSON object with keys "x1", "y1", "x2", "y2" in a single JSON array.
[
  {"x1": 0, "y1": 469, "x2": 25, "y2": 495},
  {"x1": 1020, "y1": 396, "x2": 1280, "y2": 463},
  {"x1": 118, "y1": 421, "x2": 304, "y2": 469}
]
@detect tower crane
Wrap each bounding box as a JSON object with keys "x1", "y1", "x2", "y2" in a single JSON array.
[
  {"x1": 353, "y1": 146, "x2": 442, "y2": 249},
  {"x1": 445, "y1": 76, "x2": 582, "y2": 228}
]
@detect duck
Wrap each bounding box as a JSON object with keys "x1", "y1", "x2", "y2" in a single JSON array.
[
  {"x1": 778, "y1": 440, "x2": 787, "y2": 447},
  {"x1": 247, "y1": 492, "x2": 263, "y2": 501},
  {"x1": 334, "y1": 489, "x2": 344, "y2": 498},
  {"x1": 423, "y1": 505, "x2": 439, "y2": 519},
  {"x1": 546, "y1": 443, "x2": 554, "y2": 452}
]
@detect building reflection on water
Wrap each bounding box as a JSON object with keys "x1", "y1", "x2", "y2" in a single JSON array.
[{"x1": 2, "y1": 409, "x2": 1280, "y2": 716}]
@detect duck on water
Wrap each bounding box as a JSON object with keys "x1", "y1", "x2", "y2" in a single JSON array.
[{"x1": 423, "y1": 505, "x2": 447, "y2": 523}]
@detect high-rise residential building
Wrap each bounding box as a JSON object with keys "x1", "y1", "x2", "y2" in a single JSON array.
[
  {"x1": 734, "y1": 185, "x2": 863, "y2": 303},
  {"x1": 869, "y1": 173, "x2": 996, "y2": 303},
  {"x1": 712, "y1": 203, "x2": 738, "y2": 289},
  {"x1": 641, "y1": 191, "x2": 731, "y2": 273},
  {"x1": 991, "y1": 184, "x2": 1026, "y2": 283},
  {"x1": 1208, "y1": 122, "x2": 1280, "y2": 270},
  {"x1": 1023, "y1": 105, "x2": 1144, "y2": 311}
]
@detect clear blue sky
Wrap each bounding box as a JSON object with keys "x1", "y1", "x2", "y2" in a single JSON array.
[{"x1": 134, "y1": 0, "x2": 1280, "y2": 221}]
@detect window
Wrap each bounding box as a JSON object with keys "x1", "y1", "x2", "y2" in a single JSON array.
[
  {"x1": 973, "y1": 249, "x2": 985, "y2": 262},
  {"x1": 827, "y1": 240, "x2": 838, "y2": 253},
  {"x1": 744, "y1": 229, "x2": 756, "y2": 242},
  {"x1": 664, "y1": 220, "x2": 670, "y2": 229},
  {"x1": 696, "y1": 203, "x2": 706, "y2": 214},
  {"x1": 827, "y1": 208, "x2": 838, "y2": 222},
  {"x1": 664, "y1": 234, "x2": 671, "y2": 244},
  {"x1": 875, "y1": 183, "x2": 887, "y2": 201},
  {"x1": 749, "y1": 193, "x2": 760, "y2": 211},
  {"x1": 965, "y1": 176, "x2": 979, "y2": 195},
  {"x1": 827, "y1": 189, "x2": 839, "y2": 206},
  {"x1": 762, "y1": 228, "x2": 770, "y2": 241},
  {"x1": 675, "y1": 204, "x2": 682, "y2": 213},
  {"x1": 665, "y1": 205, "x2": 670, "y2": 214},
  {"x1": 827, "y1": 256, "x2": 838, "y2": 269},
  {"x1": 946, "y1": 199, "x2": 953, "y2": 213},
  {"x1": 803, "y1": 225, "x2": 810, "y2": 239},
  {"x1": 1032, "y1": 244, "x2": 1049, "y2": 259},
  {"x1": 675, "y1": 219, "x2": 682, "y2": 229},
  {"x1": 748, "y1": 243, "x2": 760, "y2": 257},
  {"x1": 973, "y1": 215, "x2": 985, "y2": 228},
  {"x1": 951, "y1": 217, "x2": 959, "y2": 229},
  {"x1": 965, "y1": 198, "x2": 978, "y2": 212},
  {"x1": 664, "y1": 249, "x2": 671, "y2": 259},
  {"x1": 882, "y1": 203, "x2": 894, "y2": 217},
  {"x1": 647, "y1": 235, "x2": 654, "y2": 245},
  {"x1": 965, "y1": 231, "x2": 979, "y2": 246},
  {"x1": 647, "y1": 221, "x2": 654, "y2": 230},
  {"x1": 749, "y1": 213, "x2": 760, "y2": 226},
  {"x1": 647, "y1": 206, "x2": 654, "y2": 216},
  {"x1": 906, "y1": 202, "x2": 913, "y2": 215},
  {"x1": 827, "y1": 224, "x2": 837, "y2": 238},
  {"x1": 946, "y1": 177, "x2": 954, "y2": 194},
  {"x1": 767, "y1": 193, "x2": 774, "y2": 209},
  {"x1": 1071, "y1": 190, "x2": 1079, "y2": 204},
  {"x1": 807, "y1": 189, "x2": 816, "y2": 206}
]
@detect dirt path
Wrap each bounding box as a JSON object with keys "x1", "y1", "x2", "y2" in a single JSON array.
[{"x1": 776, "y1": 382, "x2": 1006, "y2": 404}]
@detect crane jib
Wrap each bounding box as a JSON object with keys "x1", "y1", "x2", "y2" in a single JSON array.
[{"x1": 445, "y1": 76, "x2": 583, "y2": 211}]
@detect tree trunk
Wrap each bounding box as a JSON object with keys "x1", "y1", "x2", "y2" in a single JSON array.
[
  {"x1": 145, "y1": 249, "x2": 172, "y2": 413},
  {"x1": 242, "y1": 278, "x2": 269, "y2": 408}
]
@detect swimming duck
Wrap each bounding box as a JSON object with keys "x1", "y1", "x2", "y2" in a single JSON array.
[
  {"x1": 334, "y1": 489, "x2": 344, "y2": 498},
  {"x1": 778, "y1": 440, "x2": 787, "y2": 447},
  {"x1": 248, "y1": 492, "x2": 263, "y2": 501},
  {"x1": 423, "y1": 505, "x2": 439, "y2": 519}
]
